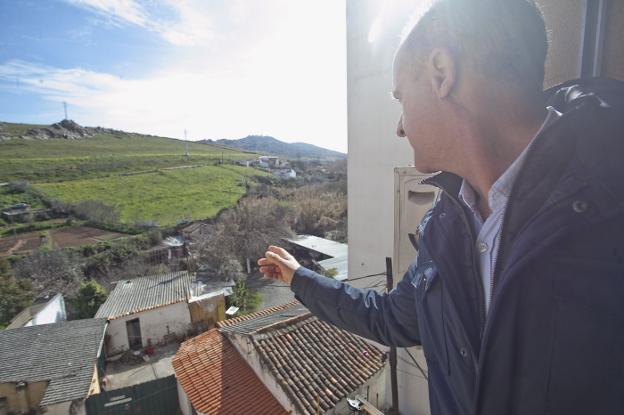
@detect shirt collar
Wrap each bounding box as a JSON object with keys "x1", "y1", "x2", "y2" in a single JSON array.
[{"x1": 459, "y1": 106, "x2": 562, "y2": 215}]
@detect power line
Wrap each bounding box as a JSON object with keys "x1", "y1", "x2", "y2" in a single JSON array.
[{"x1": 402, "y1": 348, "x2": 428, "y2": 380}]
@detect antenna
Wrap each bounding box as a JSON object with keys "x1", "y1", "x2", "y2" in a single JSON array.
[{"x1": 63, "y1": 102, "x2": 68, "y2": 120}]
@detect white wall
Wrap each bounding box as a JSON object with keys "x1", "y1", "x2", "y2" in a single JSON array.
[
  {"x1": 347, "y1": 1, "x2": 432, "y2": 414},
  {"x1": 44, "y1": 399, "x2": 86, "y2": 415},
  {"x1": 27, "y1": 294, "x2": 66, "y2": 327},
  {"x1": 346, "y1": 0, "x2": 419, "y2": 280},
  {"x1": 177, "y1": 380, "x2": 194, "y2": 415},
  {"x1": 105, "y1": 302, "x2": 192, "y2": 355}
]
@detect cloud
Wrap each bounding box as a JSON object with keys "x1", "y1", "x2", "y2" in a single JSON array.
[{"x1": 2, "y1": 0, "x2": 347, "y2": 152}]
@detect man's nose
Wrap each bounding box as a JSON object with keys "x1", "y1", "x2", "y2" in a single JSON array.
[{"x1": 396, "y1": 115, "x2": 406, "y2": 137}]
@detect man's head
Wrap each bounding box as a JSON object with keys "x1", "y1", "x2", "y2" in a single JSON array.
[{"x1": 392, "y1": 0, "x2": 548, "y2": 173}]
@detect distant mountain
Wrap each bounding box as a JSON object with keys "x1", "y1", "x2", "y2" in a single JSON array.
[{"x1": 201, "y1": 135, "x2": 346, "y2": 160}]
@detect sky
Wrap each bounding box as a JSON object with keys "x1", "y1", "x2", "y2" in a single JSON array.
[{"x1": 0, "y1": 0, "x2": 347, "y2": 152}]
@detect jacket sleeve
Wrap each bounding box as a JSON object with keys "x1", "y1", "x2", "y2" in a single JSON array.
[{"x1": 290, "y1": 263, "x2": 421, "y2": 347}]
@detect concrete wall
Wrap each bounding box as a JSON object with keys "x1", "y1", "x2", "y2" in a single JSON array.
[
  {"x1": 0, "y1": 381, "x2": 48, "y2": 413},
  {"x1": 44, "y1": 400, "x2": 86, "y2": 415},
  {"x1": 105, "y1": 302, "x2": 192, "y2": 355},
  {"x1": 177, "y1": 380, "x2": 194, "y2": 415}
]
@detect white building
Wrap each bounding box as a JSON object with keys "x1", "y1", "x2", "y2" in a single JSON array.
[
  {"x1": 95, "y1": 271, "x2": 232, "y2": 355},
  {"x1": 6, "y1": 293, "x2": 66, "y2": 329}
]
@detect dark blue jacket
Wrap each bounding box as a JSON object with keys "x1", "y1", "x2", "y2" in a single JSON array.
[{"x1": 291, "y1": 79, "x2": 624, "y2": 415}]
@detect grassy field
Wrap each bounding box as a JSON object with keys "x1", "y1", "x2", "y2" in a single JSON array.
[
  {"x1": 0, "y1": 124, "x2": 255, "y2": 182},
  {"x1": 34, "y1": 165, "x2": 268, "y2": 227}
]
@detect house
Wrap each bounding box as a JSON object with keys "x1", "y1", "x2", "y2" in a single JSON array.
[
  {"x1": 0, "y1": 318, "x2": 107, "y2": 415},
  {"x1": 272, "y1": 168, "x2": 297, "y2": 179},
  {"x1": 1, "y1": 203, "x2": 31, "y2": 223},
  {"x1": 6, "y1": 293, "x2": 66, "y2": 329},
  {"x1": 258, "y1": 155, "x2": 280, "y2": 168},
  {"x1": 174, "y1": 302, "x2": 387, "y2": 415},
  {"x1": 285, "y1": 235, "x2": 348, "y2": 281},
  {"x1": 95, "y1": 271, "x2": 232, "y2": 355}
]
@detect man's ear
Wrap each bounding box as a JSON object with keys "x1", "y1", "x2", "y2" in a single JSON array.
[{"x1": 428, "y1": 47, "x2": 456, "y2": 99}]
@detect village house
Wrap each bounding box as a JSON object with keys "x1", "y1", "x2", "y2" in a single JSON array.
[
  {"x1": 5, "y1": 293, "x2": 66, "y2": 329},
  {"x1": 272, "y1": 168, "x2": 297, "y2": 179},
  {"x1": 95, "y1": 271, "x2": 232, "y2": 356},
  {"x1": 0, "y1": 319, "x2": 107, "y2": 415},
  {"x1": 173, "y1": 301, "x2": 387, "y2": 415}
]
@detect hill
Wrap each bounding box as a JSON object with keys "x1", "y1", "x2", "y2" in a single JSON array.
[
  {"x1": 202, "y1": 135, "x2": 346, "y2": 160},
  {"x1": 0, "y1": 120, "x2": 254, "y2": 182},
  {"x1": 0, "y1": 120, "x2": 268, "y2": 230}
]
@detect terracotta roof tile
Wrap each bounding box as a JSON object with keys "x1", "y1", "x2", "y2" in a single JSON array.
[
  {"x1": 172, "y1": 329, "x2": 288, "y2": 415},
  {"x1": 252, "y1": 316, "x2": 386, "y2": 415}
]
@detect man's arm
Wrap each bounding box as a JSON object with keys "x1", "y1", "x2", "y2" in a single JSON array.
[{"x1": 258, "y1": 246, "x2": 421, "y2": 347}]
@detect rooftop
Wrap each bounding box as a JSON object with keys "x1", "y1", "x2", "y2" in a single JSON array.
[
  {"x1": 218, "y1": 302, "x2": 386, "y2": 415},
  {"x1": 173, "y1": 329, "x2": 289, "y2": 415},
  {"x1": 5, "y1": 293, "x2": 61, "y2": 329},
  {"x1": 218, "y1": 301, "x2": 308, "y2": 335},
  {"x1": 0, "y1": 318, "x2": 107, "y2": 406},
  {"x1": 285, "y1": 234, "x2": 348, "y2": 259},
  {"x1": 252, "y1": 315, "x2": 385, "y2": 415},
  {"x1": 95, "y1": 271, "x2": 193, "y2": 319}
]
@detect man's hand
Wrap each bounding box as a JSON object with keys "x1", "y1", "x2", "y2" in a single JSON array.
[{"x1": 257, "y1": 245, "x2": 300, "y2": 286}]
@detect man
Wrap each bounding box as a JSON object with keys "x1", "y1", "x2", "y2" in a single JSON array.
[{"x1": 259, "y1": 0, "x2": 624, "y2": 414}]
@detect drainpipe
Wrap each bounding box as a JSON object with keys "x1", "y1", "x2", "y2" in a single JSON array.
[
  {"x1": 386, "y1": 257, "x2": 399, "y2": 415},
  {"x1": 15, "y1": 382, "x2": 29, "y2": 413},
  {"x1": 580, "y1": 0, "x2": 609, "y2": 78}
]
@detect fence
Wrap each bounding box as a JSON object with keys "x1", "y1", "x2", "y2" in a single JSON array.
[{"x1": 85, "y1": 375, "x2": 179, "y2": 415}]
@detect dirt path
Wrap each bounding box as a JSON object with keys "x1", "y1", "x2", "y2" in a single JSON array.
[{"x1": 7, "y1": 239, "x2": 26, "y2": 255}]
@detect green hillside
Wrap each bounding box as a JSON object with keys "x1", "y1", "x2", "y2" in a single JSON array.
[
  {"x1": 34, "y1": 165, "x2": 267, "y2": 227},
  {"x1": 0, "y1": 122, "x2": 254, "y2": 182},
  {"x1": 0, "y1": 121, "x2": 266, "y2": 229}
]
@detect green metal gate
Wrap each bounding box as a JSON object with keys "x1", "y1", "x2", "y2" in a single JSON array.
[{"x1": 86, "y1": 375, "x2": 179, "y2": 415}]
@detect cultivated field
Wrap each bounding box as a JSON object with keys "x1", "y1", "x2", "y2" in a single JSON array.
[
  {"x1": 0, "y1": 122, "x2": 267, "y2": 232},
  {"x1": 0, "y1": 226, "x2": 124, "y2": 256},
  {"x1": 34, "y1": 165, "x2": 267, "y2": 227}
]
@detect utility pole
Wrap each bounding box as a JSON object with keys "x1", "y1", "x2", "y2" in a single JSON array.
[
  {"x1": 63, "y1": 101, "x2": 68, "y2": 120},
  {"x1": 184, "y1": 129, "x2": 189, "y2": 159},
  {"x1": 386, "y1": 257, "x2": 399, "y2": 415}
]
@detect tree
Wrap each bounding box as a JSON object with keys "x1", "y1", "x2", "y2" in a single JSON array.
[
  {"x1": 216, "y1": 256, "x2": 245, "y2": 281},
  {"x1": 230, "y1": 280, "x2": 260, "y2": 315},
  {"x1": 70, "y1": 280, "x2": 107, "y2": 319},
  {"x1": 0, "y1": 258, "x2": 33, "y2": 328},
  {"x1": 13, "y1": 249, "x2": 81, "y2": 298}
]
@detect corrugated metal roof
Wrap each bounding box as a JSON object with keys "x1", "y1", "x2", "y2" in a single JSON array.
[
  {"x1": 0, "y1": 318, "x2": 107, "y2": 405},
  {"x1": 95, "y1": 271, "x2": 193, "y2": 319},
  {"x1": 285, "y1": 235, "x2": 348, "y2": 258},
  {"x1": 318, "y1": 256, "x2": 349, "y2": 281},
  {"x1": 217, "y1": 301, "x2": 308, "y2": 335}
]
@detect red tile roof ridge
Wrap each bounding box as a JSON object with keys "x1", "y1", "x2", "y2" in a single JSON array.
[{"x1": 216, "y1": 300, "x2": 300, "y2": 328}]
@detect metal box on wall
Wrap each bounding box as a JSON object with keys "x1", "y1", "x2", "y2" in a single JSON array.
[{"x1": 393, "y1": 167, "x2": 438, "y2": 277}]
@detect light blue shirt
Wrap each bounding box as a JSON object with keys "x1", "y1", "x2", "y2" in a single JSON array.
[{"x1": 459, "y1": 107, "x2": 561, "y2": 313}]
